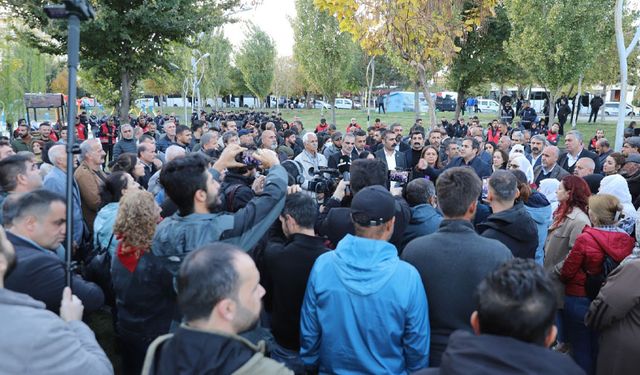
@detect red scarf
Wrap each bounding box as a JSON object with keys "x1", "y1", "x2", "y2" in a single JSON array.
[{"x1": 116, "y1": 235, "x2": 146, "y2": 272}]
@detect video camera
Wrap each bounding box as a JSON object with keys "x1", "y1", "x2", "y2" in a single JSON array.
[{"x1": 308, "y1": 167, "x2": 341, "y2": 194}]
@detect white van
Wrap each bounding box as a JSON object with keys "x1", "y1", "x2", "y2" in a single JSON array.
[
  {"x1": 476, "y1": 99, "x2": 500, "y2": 113},
  {"x1": 334, "y1": 98, "x2": 353, "y2": 109}
]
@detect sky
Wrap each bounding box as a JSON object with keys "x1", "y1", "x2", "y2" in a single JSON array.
[{"x1": 223, "y1": 0, "x2": 296, "y2": 57}]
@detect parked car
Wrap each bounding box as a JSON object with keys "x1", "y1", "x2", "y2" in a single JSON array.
[
  {"x1": 314, "y1": 100, "x2": 332, "y2": 109},
  {"x1": 602, "y1": 102, "x2": 636, "y2": 117},
  {"x1": 476, "y1": 99, "x2": 500, "y2": 113},
  {"x1": 435, "y1": 96, "x2": 456, "y2": 112},
  {"x1": 334, "y1": 98, "x2": 353, "y2": 109}
]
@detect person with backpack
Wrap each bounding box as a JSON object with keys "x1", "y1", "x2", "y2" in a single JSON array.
[{"x1": 558, "y1": 194, "x2": 634, "y2": 375}]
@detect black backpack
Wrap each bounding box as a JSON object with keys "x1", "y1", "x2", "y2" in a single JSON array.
[{"x1": 585, "y1": 253, "x2": 619, "y2": 300}]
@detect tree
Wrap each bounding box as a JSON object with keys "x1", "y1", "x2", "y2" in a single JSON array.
[
  {"x1": 615, "y1": 0, "x2": 640, "y2": 151},
  {"x1": 447, "y1": 5, "x2": 515, "y2": 118},
  {"x1": 293, "y1": 0, "x2": 355, "y2": 125},
  {"x1": 2, "y1": 0, "x2": 241, "y2": 122},
  {"x1": 505, "y1": 0, "x2": 614, "y2": 123},
  {"x1": 271, "y1": 56, "x2": 304, "y2": 108},
  {"x1": 50, "y1": 69, "x2": 68, "y2": 94},
  {"x1": 235, "y1": 24, "x2": 276, "y2": 109},
  {"x1": 200, "y1": 29, "x2": 233, "y2": 110},
  {"x1": 316, "y1": 0, "x2": 499, "y2": 128}
]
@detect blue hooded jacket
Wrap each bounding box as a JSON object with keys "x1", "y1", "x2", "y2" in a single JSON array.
[
  {"x1": 93, "y1": 202, "x2": 119, "y2": 257},
  {"x1": 401, "y1": 204, "x2": 443, "y2": 251},
  {"x1": 300, "y1": 234, "x2": 430, "y2": 374},
  {"x1": 524, "y1": 192, "x2": 552, "y2": 265}
]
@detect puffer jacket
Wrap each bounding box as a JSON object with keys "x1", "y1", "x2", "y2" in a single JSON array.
[{"x1": 560, "y1": 226, "x2": 635, "y2": 297}]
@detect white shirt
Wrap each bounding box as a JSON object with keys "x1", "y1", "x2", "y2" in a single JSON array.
[
  {"x1": 384, "y1": 149, "x2": 397, "y2": 171},
  {"x1": 294, "y1": 150, "x2": 328, "y2": 190},
  {"x1": 566, "y1": 149, "x2": 581, "y2": 168}
]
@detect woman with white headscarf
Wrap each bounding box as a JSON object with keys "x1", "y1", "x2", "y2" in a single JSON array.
[
  {"x1": 508, "y1": 155, "x2": 534, "y2": 184},
  {"x1": 539, "y1": 178, "x2": 560, "y2": 221},
  {"x1": 599, "y1": 174, "x2": 638, "y2": 221}
]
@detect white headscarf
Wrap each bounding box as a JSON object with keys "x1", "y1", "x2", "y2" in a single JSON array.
[
  {"x1": 511, "y1": 155, "x2": 534, "y2": 184},
  {"x1": 599, "y1": 174, "x2": 638, "y2": 220},
  {"x1": 539, "y1": 178, "x2": 560, "y2": 220},
  {"x1": 509, "y1": 144, "x2": 525, "y2": 161}
]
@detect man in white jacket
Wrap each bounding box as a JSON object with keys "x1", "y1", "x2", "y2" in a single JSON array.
[{"x1": 0, "y1": 227, "x2": 113, "y2": 375}]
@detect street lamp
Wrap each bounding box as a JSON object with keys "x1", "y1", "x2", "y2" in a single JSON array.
[
  {"x1": 44, "y1": 0, "x2": 95, "y2": 287},
  {"x1": 191, "y1": 52, "x2": 210, "y2": 113}
]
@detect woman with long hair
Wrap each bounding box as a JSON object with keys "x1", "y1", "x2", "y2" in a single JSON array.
[
  {"x1": 602, "y1": 152, "x2": 625, "y2": 176},
  {"x1": 560, "y1": 194, "x2": 634, "y2": 375},
  {"x1": 111, "y1": 190, "x2": 171, "y2": 375},
  {"x1": 413, "y1": 145, "x2": 442, "y2": 180},
  {"x1": 111, "y1": 153, "x2": 145, "y2": 182},
  {"x1": 492, "y1": 149, "x2": 508, "y2": 172},
  {"x1": 544, "y1": 175, "x2": 591, "y2": 354}
]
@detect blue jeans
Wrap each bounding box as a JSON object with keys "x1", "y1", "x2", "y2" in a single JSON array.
[
  {"x1": 270, "y1": 342, "x2": 305, "y2": 374},
  {"x1": 564, "y1": 296, "x2": 598, "y2": 375}
]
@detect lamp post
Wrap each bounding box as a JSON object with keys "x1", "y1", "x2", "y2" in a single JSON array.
[
  {"x1": 44, "y1": 0, "x2": 95, "y2": 287},
  {"x1": 191, "y1": 52, "x2": 210, "y2": 114}
]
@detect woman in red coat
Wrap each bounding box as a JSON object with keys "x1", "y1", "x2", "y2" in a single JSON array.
[{"x1": 559, "y1": 194, "x2": 635, "y2": 375}]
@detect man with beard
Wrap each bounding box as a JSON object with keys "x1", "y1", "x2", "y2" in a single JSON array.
[
  {"x1": 152, "y1": 145, "x2": 286, "y2": 277},
  {"x1": 11, "y1": 123, "x2": 33, "y2": 152},
  {"x1": 528, "y1": 135, "x2": 546, "y2": 169},
  {"x1": 143, "y1": 243, "x2": 292, "y2": 374},
  {"x1": 405, "y1": 131, "x2": 425, "y2": 168},
  {"x1": 0, "y1": 227, "x2": 113, "y2": 374}
]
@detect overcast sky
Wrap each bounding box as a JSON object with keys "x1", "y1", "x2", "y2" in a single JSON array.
[{"x1": 223, "y1": 0, "x2": 296, "y2": 57}]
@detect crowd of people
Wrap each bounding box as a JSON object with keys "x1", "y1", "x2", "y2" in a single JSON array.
[{"x1": 0, "y1": 106, "x2": 639, "y2": 375}]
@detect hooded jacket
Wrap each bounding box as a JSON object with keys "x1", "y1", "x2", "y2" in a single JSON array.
[
  {"x1": 414, "y1": 330, "x2": 585, "y2": 375},
  {"x1": 93, "y1": 202, "x2": 119, "y2": 257},
  {"x1": 524, "y1": 193, "x2": 552, "y2": 265},
  {"x1": 560, "y1": 226, "x2": 635, "y2": 297},
  {"x1": 300, "y1": 234, "x2": 430, "y2": 374},
  {"x1": 478, "y1": 202, "x2": 539, "y2": 259},
  {"x1": 401, "y1": 204, "x2": 443, "y2": 251}
]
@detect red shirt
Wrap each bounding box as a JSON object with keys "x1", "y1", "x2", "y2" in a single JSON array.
[{"x1": 315, "y1": 123, "x2": 329, "y2": 133}]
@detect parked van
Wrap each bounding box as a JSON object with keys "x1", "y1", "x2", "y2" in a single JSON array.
[
  {"x1": 476, "y1": 99, "x2": 500, "y2": 113},
  {"x1": 334, "y1": 98, "x2": 353, "y2": 109}
]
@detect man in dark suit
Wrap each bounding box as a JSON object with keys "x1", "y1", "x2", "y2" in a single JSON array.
[
  {"x1": 328, "y1": 133, "x2": 355, "y2": 169},
  {"x1": 557, "y1": 130, "x2": 600, "y2": 175},
  {"x1": 375, "y1": 130, "x2": 408, "y2": 171},
  {"x1": 534, "y1": 145, "x2": 570, "y2": 186},
  {"x1": 445, "y1": 137, "x2": 492, "y2": 178},
  {"x1": 595, "y1": 138, "x2": 613, "y2": 167}
]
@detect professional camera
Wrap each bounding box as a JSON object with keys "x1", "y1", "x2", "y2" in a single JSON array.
[{"x1": 308, "y1": 167, "x2": 341, "y2": 194}]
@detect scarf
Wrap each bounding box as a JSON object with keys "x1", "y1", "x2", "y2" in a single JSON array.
[{"x1": 116, "y1": 234, "x2": 147, "y2": 273}]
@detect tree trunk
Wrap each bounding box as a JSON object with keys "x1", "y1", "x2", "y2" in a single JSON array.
[
  {"x1": 417, "y1": 67, "x2": 437, "y2": 129},
  {"x1": 119, "y1": 70, "x2": 131, "y2": 123},
  {"x1": 414, "y1": 82, "x2": 419, "y2": 119},
  {"x1": 548, "y1": 90, "x2": 557, "y2": 125},
  {"x1": 329, "y1": 95, "x2": 336, "y2": 126},
  {"x1": 571, "y1": 75, "x2": 583, "y2": 129},
  {"x1": 454, "y1": 88, "x2": 465, "y2": 120},
  {"x1": 614, "y1": 0, "x2": 640, "y2": 151}
]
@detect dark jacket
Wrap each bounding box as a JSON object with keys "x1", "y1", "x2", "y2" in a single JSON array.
[
  {"x1": 445, "y1": 156, "x2": 492, "y2": 178},
  {"x1": 477, "y1": 202, "x2": 539, "y2": 259},
  {"x1": 400, "y1": 204, "x2": 443, "y2": 251},
  {"x1": 414, "y1": 330, "x2": 585, "y2": 375},
  {"x1": 4, "y1": 231, "x2": 104, "y2": 314},
  {"x1": 143, "y1": 326, "x2": 292, "y2": 375},
  {"x1": 262, "y1": 233, "x2": 329, "y2": 351},
  {"x1": 404, "y1": 148, "x2": 423, "y2": 169},
  {"x1": 327, "y1": 151, "x2": 352, "y2": 170},
  {"x1": 374, "y1": 148, "x2": 408, "y2": 170},
  {"x1": 219, "y1": 172, "x2": 255, "y2": 213},
  {"x1": 113, "y1": 137, "x2": 137, "y2": 160},
  {"x1": 534, "y1": 164, "x2": 570, "y2": 186},
  {"x1": 318, "y1": 196, "x2": 411, "y2": 250},
  {"x1": 111, "y1": 251, "x2": 177, "y2": 347},
  {"x1": 401, "y1": 220, "x2": 513, "y2": 366},
  {"x1": 558, "y1": 148, "x2": 600, "y2": 175},
  {"x1": 156, "y1": 134, "x2": 177, "y2": 153}
]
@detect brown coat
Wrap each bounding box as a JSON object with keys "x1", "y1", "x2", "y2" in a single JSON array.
[
  {"x1": 586, "y1": 258, "x2": 640, "y2": 375},
  {"x1": 543, "y1": 207, "x2": 590, "y2": 307},
  {"x1": 74, "y1": 161, "x2": 106, "y2": 234}
]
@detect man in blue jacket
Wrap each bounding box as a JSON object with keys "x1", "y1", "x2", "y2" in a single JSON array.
[{"x1": 300, "y1": 185, "x2": 430, "y2": 374}]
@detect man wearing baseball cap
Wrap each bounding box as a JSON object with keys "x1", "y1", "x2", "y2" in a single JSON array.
[{"x1": 300, "y1": 185, "x2": 430, "y2": 374}]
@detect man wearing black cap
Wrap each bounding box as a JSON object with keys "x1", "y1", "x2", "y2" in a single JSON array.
[{"x1": 301, "y1": 185, "x2": 430, "y2": 374}]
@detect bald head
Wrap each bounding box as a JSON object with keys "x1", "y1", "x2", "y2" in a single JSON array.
[
  {"x1": 541, "y1": 146, "x2": 560, "y2": 169},
  {"x1": 574, "y1": 157, "x2": 595, "y2": 177}
]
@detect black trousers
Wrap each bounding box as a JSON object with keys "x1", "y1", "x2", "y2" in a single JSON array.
[{"x1": 588, "y1": 107, "x2": 600, "y2": 122}]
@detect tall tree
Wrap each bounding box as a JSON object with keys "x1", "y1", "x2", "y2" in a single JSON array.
[
  {"x1": 615, "y1": 0, "x2": 640, "y2": 151},
  {"x1": 200, "y1": 29, "x2": 233, "y2": 110},
  {"x1": 505, "y1": 0, "x2": 614, "y2": 123},
  {"x1": 316, "y1": 0, "x2": 499, "y2": 128},
  {"x1": 2, "y1": 0, "x2": 240, "y2": 121},
  {"x1": 235, "y1": 24, "x2": 276, "y2": 109},
  {"x1": 447, "y1": 5, "x2": 515, "y2": 118},
  {"x1": 293, "y1": 0, "x2": 354, "y2": 125}
]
